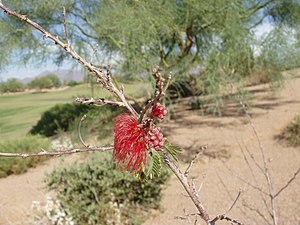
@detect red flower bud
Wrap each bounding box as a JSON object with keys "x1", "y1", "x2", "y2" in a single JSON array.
[
  {"x1": 145, "y1": 127, "x2": 164, "y2": 150},
  {"x1": 150, "y1": 103, "x2": 167, "y2": 120}
]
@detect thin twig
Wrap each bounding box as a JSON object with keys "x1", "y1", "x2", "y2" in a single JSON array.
[
  {"x1": 78, "y1": 114, "x2": 88, "y2": 147},
  {"x1": 90, "y1": 44, "x2": 98, "y2": 64},
  {"x1": 62, "y1": 6, "x2": 69, "y2": 48},
  {"x1": 0, "y1": 146, "x2": 113, "y2": 158},
  {"x1": 274, "y1": 166, "x2": 300, "y2": 198},
  {"x1": 210, "y1": 215, "x2": 245, "y2": 225},
  {"x1": 175, "y1": 212, "x2": 200, "y2": 221},
  {"x1": 185, "y1": 149, "x2": 205, "y2": 177},
  {"x1": 197, "y1": 173, "x2": 206, "y2": 195},
  {"x1": 243, "y1": 142, "x2": 264, "y2": 174},
  {"x1": 242, "y1": 201, "x2": 271, "y2": 225},
  {"x1": 239, "y1": 98, "x2": 277, "y2": 225},
  {"x1": 163, "y1": 72, "x2": 172, "y2": 93},
  {"x1": 238, "y1": 141, "x2": 273, "y2": 218},
  {"x1": 216, "y1": 172, "x2": 248, "y2": 217},
  {"x1": 224, "y1": 189, "x2": 243, "y2": 215},
  {"x1": 221, "y1": 160, "x2": 268, "y2": 195}
]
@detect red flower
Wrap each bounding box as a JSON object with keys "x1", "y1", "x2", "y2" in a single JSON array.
[
  {"x1": 150, "y1": 103, "x2": 167, "y2": 120},
  {"x1": 113, "y1": 114, "x2": 147, "y2": 172}
]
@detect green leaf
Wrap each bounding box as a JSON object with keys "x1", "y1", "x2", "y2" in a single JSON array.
[
  {"x1": 151, "y1": 151, "x2": 162, "y2": 178},
  {"x1": 163, "y1": 139, "x2": 182, "y2": 161}
]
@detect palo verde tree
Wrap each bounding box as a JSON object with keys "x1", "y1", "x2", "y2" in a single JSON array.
[
  {"x1": 1, "y1": 2, "x2": 300, "y2": 225},
  {"x1": 1, "y1": 0, "x2": 300, "y2": 94}
]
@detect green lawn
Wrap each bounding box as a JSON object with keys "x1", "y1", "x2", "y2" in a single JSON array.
[{"x1": 0, "y1": 82, "x2": 151, "y2": 141}]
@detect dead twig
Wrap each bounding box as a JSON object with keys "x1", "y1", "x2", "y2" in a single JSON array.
[
  {"x1": 185, "y1": 149, "x2": 205, "y2": 177},
  {"x1": 274, "y1": 166, "x2": 300, "y2": 198},
  {"x1": 62, "y1": 6, "x2": 69, "y2": 48},
  {"x1": 224, "y1": 189, "x2": 243, "y2": 215},
  {"x1": 78, "y1": 114, "x2": 88, "y2": 147}
]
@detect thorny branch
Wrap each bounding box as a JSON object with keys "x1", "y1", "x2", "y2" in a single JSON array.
[{"x1": 0, "y1": 146, "x2": 113, "y2": 158}]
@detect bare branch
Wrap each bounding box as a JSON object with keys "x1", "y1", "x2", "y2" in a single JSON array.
[
  {"x1": 76, "y1": 97, "x2": 126, "y2": 107},
  {"x1": 242, "y1": 201, "x2": 271, "y2": 225},
  {"x1": 224, "y1": 189, "x2": 243, "y2": 215},
  {"x1": 238, "y1": 141, "x2": 273, "y2": 218},
  {"x1": 0, "y1": 146, "x2": 113, "y2": 158},
  {"x1": 185, "y1": 148, "x2": 205, "y2": 177},
  {"x1": 209, "y1": 214, "x2": 245, "y2": 225},
  {"x1": 221, "y1": 159, "x2": 268, "y2": 195},
  {"x1": 239, "y1": 96, "x2": 278, "y2": 225}
]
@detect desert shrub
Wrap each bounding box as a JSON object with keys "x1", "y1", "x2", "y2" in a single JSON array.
[
  {"x1": 280, "y1": 114, "x2": 300, "y2": 147},
  {"x1": 0, "y1": 78, "x2": 24, "y2": 93},
  {"x1": 0, "y1": 135, "x2": 50, "y2": 178},
  {"x1": 66, "y1": 80, "x2": 79, "y2": 86},
  {"x1": 30, "y1": 103, "x2": 93, "y2": 137},
  {"x1": 46, "y1": 154, "x2": 169, "y2": 225}
]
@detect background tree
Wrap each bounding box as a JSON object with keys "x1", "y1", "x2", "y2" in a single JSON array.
[
  {"x1": 0, "y1": 78, "x2": 24, "y2": 93},
  {"x1": 0, "y1": 0, "x2": 299, "y2": 94},
  {"x1": 27, "y1": 73, "x2": 61, "y2": 89}
]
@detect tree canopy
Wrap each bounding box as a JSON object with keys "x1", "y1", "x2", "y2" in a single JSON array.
[{"x1": 1, "y1": 0, "x2": 299, "y2": 93}]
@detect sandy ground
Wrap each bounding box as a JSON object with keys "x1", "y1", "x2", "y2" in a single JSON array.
[
  {"x1": 144, "y1": 76, "x2": 300, "y2": 225},
  {"x1": 0, "y1": 154, "x2": 80, "y2": 225},
  {"x1": 0, "y1": 75, "x2": 300, "y2": 225}
]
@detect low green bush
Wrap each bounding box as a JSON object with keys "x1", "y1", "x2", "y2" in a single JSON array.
[
  {"x1": 280, "y1": 114, "x2": 300, "y2": 147},
  {"x1": 66, "y1": 80, "x2": 79, "y2": 86},
  {"x1": 0, "y1": 135, "x2": 50, "y2": 178},
  {"x1": 27, "y1": 74, "x2": 61, "y2": 89},
  {"x1": 0, "y1": 78, "x2": 24, "y2": 93},
  {"x1": 46, "y1": 154, "x2": 169, "y2": 225},
  {"x1": 30, "y1": 103, "x2": 93, "y2": 137}
]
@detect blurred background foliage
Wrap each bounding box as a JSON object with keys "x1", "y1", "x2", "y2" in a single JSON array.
[{"x1": 1, "y1": 0, "x2": 300, "y2": 97}]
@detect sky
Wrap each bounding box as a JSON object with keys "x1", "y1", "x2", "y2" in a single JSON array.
[{"x1": 0, "y1": 21, "x2": 274, "y2": 81}]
